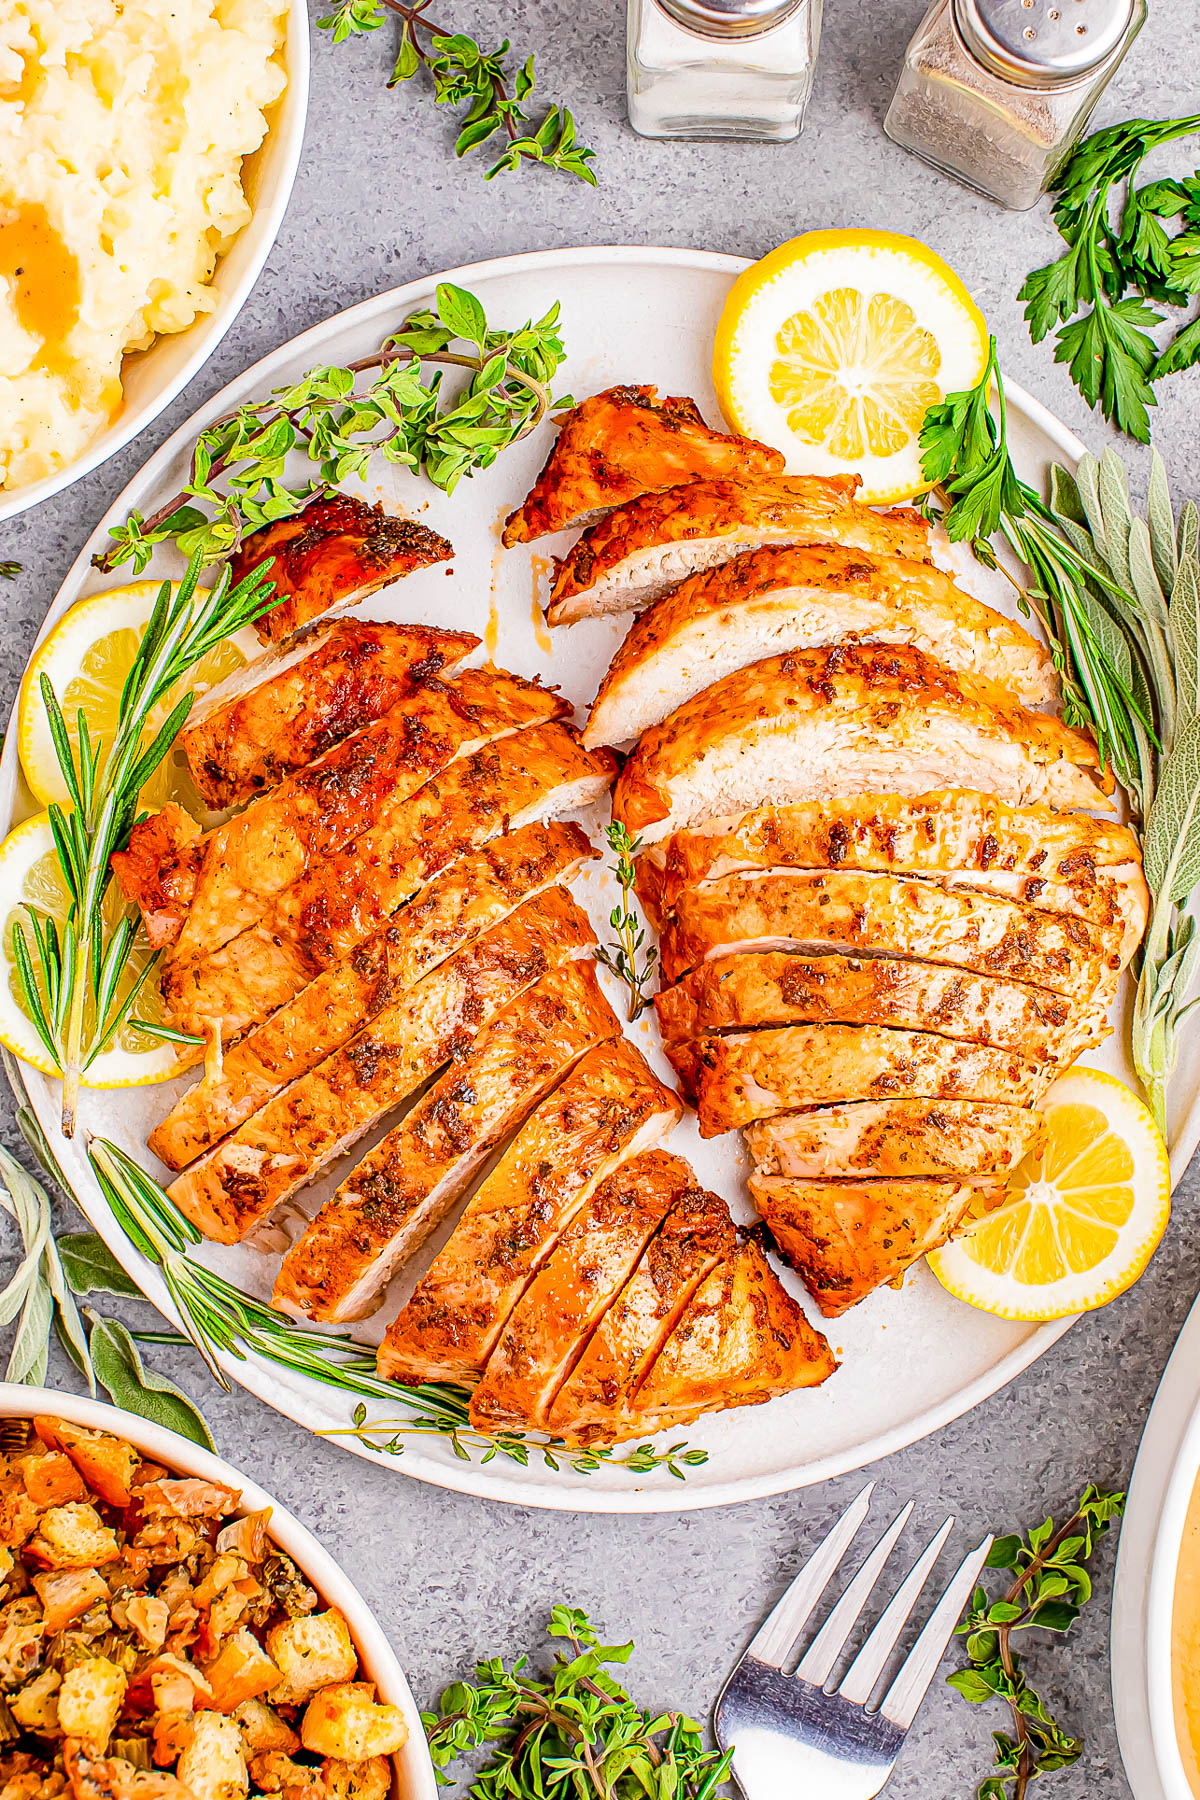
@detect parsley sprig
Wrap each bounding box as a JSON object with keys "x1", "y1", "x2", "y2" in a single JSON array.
[
  {"x1": 424, "y1": 1606, "x2": 733, "y2": 1797},
  {"x1": 595, "y1": 823, "x2": 659, "y2": 1022},
  {"x1": 1020, "y1": 113, "x2": 1200, "y2": 439},
  {"x1": 949, "y1": 1485, "x2": 1125, "y2": 1800},
  {"x1": 318, "y1": 0, "x2": 596, "y2": 184},
  {"x1": 96, "y1": 283, "x2": 568, "y2": 574}
]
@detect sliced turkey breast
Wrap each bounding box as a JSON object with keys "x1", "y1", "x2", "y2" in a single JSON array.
[
  {"x1": 584, "y1": 543, "x2": 1056, "y2": 746},
  {"x1": 468, "y1": 1151, "x2": 696, "y2": 1433},
  {"x1": 150, "y1": 827, "x2": 596, "y2": 1170},
  {"x1": 273, "y1": 959, "x2": 619, "y2": 1322},
  {"x1": 502, "y1": 385, "x2": 784, "y2": 545},
  {"x1": 635, "y1": 793, "x2": 1147, "y2": 953},
  {"x1": 161, "y1": 726, "x2": 615, "y2": 1041},
  {"x1": 544, "y1": 1184, "x2": 736, "y2": 1444},
  {"x1": 115, "y1": 667, "x2": 567, "y2": 969},
  {"x1": 585, "y1": 1237, "x2": 837, "y2": 1443},
  {"x1": 229, "y1": 493, "x2": 453, "y2": 645},
  {"x1": 181, "y1": 620, "x2": 479, "y2": 810},
  {"x1": 745, "y1": 1100, "x2": 1042, "y2": 1181},
  {"x1": 655, "y1": 951, "x2": 1094, "y2": 1061},
  {"x1": 377, "y1": 1041, "x2": 682, "y2": 1385},
  {"x1": 611, "y1": 645, "x2": 1110, "y2": 843},
  {"x1": 658, "y1": 870, "x2": 1114, "y2": 1000},
  {"x1": 546, "y1": 475, "x2": 932, "y2": 625},
  {"x1": 749, "y1": 1173, "x2": 1006, "y2": 1316},
  {"x1": 684, "y1": 1025, "x2": 1049, "y2": 1135},
  {"x1": 165, "y1": 890, "x2": 596, "y2": 1240}
]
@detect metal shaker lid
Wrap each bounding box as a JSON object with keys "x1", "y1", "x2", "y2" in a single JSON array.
[
  {"x1": 954, "y1": 0, "x2": 1138, "y2": 84},
  {"x1": 653, "y1": 0, "x2": 806, "y2": 39}
]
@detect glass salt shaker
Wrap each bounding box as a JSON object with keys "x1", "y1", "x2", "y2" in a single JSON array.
[
  {"x1": 884, "y1": 0, "x2": 1147, "y2": 211},
  {"x1": 626, "y1": 0, "x2": 823, "y2": 143}
]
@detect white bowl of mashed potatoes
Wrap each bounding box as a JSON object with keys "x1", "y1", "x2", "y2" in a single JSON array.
[{"x1": 0, "y1": 0, "x2": 309, "y2": 521}]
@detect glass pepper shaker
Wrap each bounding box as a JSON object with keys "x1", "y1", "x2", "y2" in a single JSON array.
[
  {"x1": 884, "y1": 0, "x2": 1147, "y2": 211},
  {"x1": 626, "y1": 0, "x2": 823, "y2": 143}
]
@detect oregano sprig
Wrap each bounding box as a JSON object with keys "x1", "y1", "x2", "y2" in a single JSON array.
[
  {"x1": 950, "y1": 1485, "x2": 1125, "y2": 1800},
  {"x1": 595, "y1": 822, "x2": 658, "y2": 1022},
  {"x1": 318, "y1": 0, "x2": 596, "y2": 184}
]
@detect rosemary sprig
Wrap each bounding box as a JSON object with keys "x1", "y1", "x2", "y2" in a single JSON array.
[
  {"x1": 318, "y1": 1, "x2": 596, "y2": 184},
  {"x1": 950, "y1": 1484, "x2": 1125, "y2": 1800},
  {"x1": 595, "y1": 822, "x2": 658, "y2": 1023},
  {"x1": 11, "y1": 554, "x2": 275, "y2": 1136},
  {"x1": 0, "y1": 560, "x2": 20, "y2": 580},
  {"x1": 96, "y1": 283, "x2": 568, "y2": 575},
  {"x1": 423, "y1": 1606, "x2": 734, "y2": 1797},
  {"x1": 80, "y1": 1132, "x2": 707, "y2": 1480}
]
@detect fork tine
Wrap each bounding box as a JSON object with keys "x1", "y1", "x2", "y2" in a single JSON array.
[
  {"x1": 794, "y1": 1500, "x2": 914, "y2": 1687},
  {"x1": 878, "y1": 1534, "x2": 994, "y2": 1729},
  {"x1": 836, "y1": 1515, "x2": 955, "y2": 1705},
  {"x1": 745, "y1": 1482, "x2": 875, "y2": 1668}
]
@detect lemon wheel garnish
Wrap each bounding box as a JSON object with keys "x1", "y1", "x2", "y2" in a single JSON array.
[
  {"x1": 18, "y1": 581, "x2": 254, "y2": 814},
  {"x1": 713, "y1": 229, "x2": 989, "y2": 504},
  {"x1": 0, "y1": 813, "x2": 190, "y2": 1088},
  {"x1": 927, "y1": 1068, "x2": 1170, "y2": 1321}
]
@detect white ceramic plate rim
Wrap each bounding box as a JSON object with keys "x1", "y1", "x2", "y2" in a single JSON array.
[
  {"x1": 0, "y1": 0, "x2": 310, "y2": 525},
  {"x1": 7, "y1": 243, "x2": 1188, "y2": 1515},
  {"x1": 0, "y1": 1380, "x2": 438, "y2": 1799}
]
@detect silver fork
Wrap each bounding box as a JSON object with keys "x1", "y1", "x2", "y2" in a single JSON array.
[{"x1": 715, "y1": 1484, "x2": 993, "y2": 1799}]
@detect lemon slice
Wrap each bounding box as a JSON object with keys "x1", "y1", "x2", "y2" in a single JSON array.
[
  {"x1": 0, "y1": 812, "x2": 188, "y2": 1087},
  {"x1": 928, "y1": 1069, "x2": 1170, "y2": 1321},
  {"x1": 18, "y1": 581, "x2": 255, "y2": 814},
  {"x1": 713, "y1": 228, "x2": 989, "y2": 504}
]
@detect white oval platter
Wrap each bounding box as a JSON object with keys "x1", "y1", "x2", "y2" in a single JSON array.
[
  {"x1": 3, "y1": 246, "x2": 1195, "y2": 1513},
  {"x1": 0, "y1": 0, "x2": 310, "y2": 525}
]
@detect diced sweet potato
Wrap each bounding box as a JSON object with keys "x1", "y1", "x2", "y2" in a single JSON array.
[
  {"x1": 58, "y1": 1656, "x2": 127, "y2": 1749},
  {"x1": 176, "y1": 1713, "x2": 247, "y2": 1800},
  {"x1": 321, "y1": 1757, "x2": 392, "y2": 1800},
  {"x1": 300, "y1": 1686, "x2": 407, "y2": 1762},
  {"x1": 202, "y1": 1629, "x2": 282, "y2": 1712},
  {"x1": 19, "y1": 1453, "x2": 89, "y2": 1507},
  {"x1": 33, "y1": 1420, "x2": 140, "y2": 1508},
  {"x1": 33, "y1": 1567, "x2": 110, "y2": 1633},
  {"x1": 0, "y1": 1476, "x2": 43, "y2": 1548},
  {"x1": 26, "y1": 1505, "x2": 119, "y2": 1570},
  {"x1": 264, "y1": 1611, "x2": 357, "y2": 1705},
  {"x1": 232, "y1": 1699, "x2": 298, "y2": 1757}
]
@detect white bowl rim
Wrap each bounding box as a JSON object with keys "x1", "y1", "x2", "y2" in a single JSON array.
[
  {"x1": 0, "y1": 1381, "x2": 437, "y2": 1800},
  {"x1": 1145, "y1": 1380, "x2": 1200, "y2": 1799},
  {"x1": 0, "y1": 0, "x2": 310, "y2": 525}
]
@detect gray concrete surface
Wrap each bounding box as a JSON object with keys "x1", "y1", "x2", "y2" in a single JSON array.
[{"x1": 2, "y1": 1, "x2": 1200, "y2": 1793}]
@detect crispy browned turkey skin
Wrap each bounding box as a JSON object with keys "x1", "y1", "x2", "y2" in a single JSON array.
[
  {"x1": 181, "y1": 620, "x2": 480, "y2": 809},
  {"x1": 231, "y1": 492, "x2": 453, "y2": 644},
  {"x1": 502, "y1": 385, "x2": 784, "y2": 545}
]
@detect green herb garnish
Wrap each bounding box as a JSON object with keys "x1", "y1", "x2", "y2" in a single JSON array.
[
  {"x1": 0, "y1": 561, "x2": 20, "y2": 581},
  {"x1": 1020, "y1": 113, "x2": 1200, "y2": 439},
  {"x1": 595, "y1": 822, "x2": 659, "y2": 1023},
  {"x1": 950, "y1": 1484, "x2": 1125, "y2": 1800},
  {"x1": 318, "y1": 2, "x2": 596, "y2": 184},
  {"x1": 424, "y1": 1606, "x2": 733, "y2": 1796},
  {"x1": 96, "y1": 283, "x2": 568, "y2": 574}
]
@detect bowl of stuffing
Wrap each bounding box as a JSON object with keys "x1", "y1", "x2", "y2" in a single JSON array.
[
  {"x1": 0, "y1": 0, "x2": 310, "y2": 523},
  {"x1": 0, "y1": 1387, "x2": 437, "y2": 1800}
]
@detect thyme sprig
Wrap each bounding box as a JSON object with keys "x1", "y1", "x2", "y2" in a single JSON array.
[
  {"x1": 12, "y1": 555, "x2": 275, "y2": 1137},
  {"x1": 423, "y1": 1606, "x2": 734, "y2": 1797},
  {"x1": 96, "y1": 284, "x2": 568, "y2": 574},
  {"x1": 950, "y1": 1485, "x2": 1125, "y2": 1800},
  {"x1": 75, "y1": 1131, "x2": 706, "y2": 1480},
  {"x1": 595, "y1": 823, "x2": 658, "y2": 1023},
  {"x1": 318, "y1": 1, "x2": 596, "y2": 184}
]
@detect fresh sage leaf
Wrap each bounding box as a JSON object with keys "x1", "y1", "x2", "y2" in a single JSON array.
[
  {"x1": 0, "y1": 1145, "x2": 94, "y2": 1393},
  {"x1": 1144, "y1": 714, "x2": 1200, "y2": 903},
  {"x1": 88, "y1": 1315, "x2": 215, "y2": 1449},
  {"x1": 59, "y1": 1231, "x2": 142, "y2": 1298}
]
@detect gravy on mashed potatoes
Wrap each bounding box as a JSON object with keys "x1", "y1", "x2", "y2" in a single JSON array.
[{"x1": 0, "y1": 0, "x2": 286, "y2": 491}]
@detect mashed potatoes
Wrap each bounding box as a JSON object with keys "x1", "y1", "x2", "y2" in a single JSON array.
[{"x1": 0, "y1": 0, "x2": 287, "y2": 490}]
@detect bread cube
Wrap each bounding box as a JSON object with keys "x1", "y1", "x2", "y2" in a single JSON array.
[
  {"x1": 33, "y1": 1567, "x2": 109, "y2": 1633},
  {"x1": 33, "y1": 1419, "x2": 139, "y2": 1507},
  {"x1": 300, "y1": 1685, "x2": 408, "y2": 1761},
  {"x1": 232, "y1": 1698, "x2": 299, "y2": 1756},
  {"x1": 10, "y1": 1667, "x2": 61, "y2": 1734},
  {"x1": 26, "y1": 1503, "x2": 119, "y2": 1569},
  {"x1": 177, "y1": 1711, "x2": 248, "y2": 1800},
  {"x1": 57, "y1": 1655, "x2": 127, "y2": 1748},
  {"x1": 202, "y1": 1628, "x2": 282, "y2": 1712},
  {"x1": 322, "y1": 1756, "x2": 393, "y2": 1800},
  {"x1": 264, "y1": 1610, "x2": 357, "y2": 1705}
]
